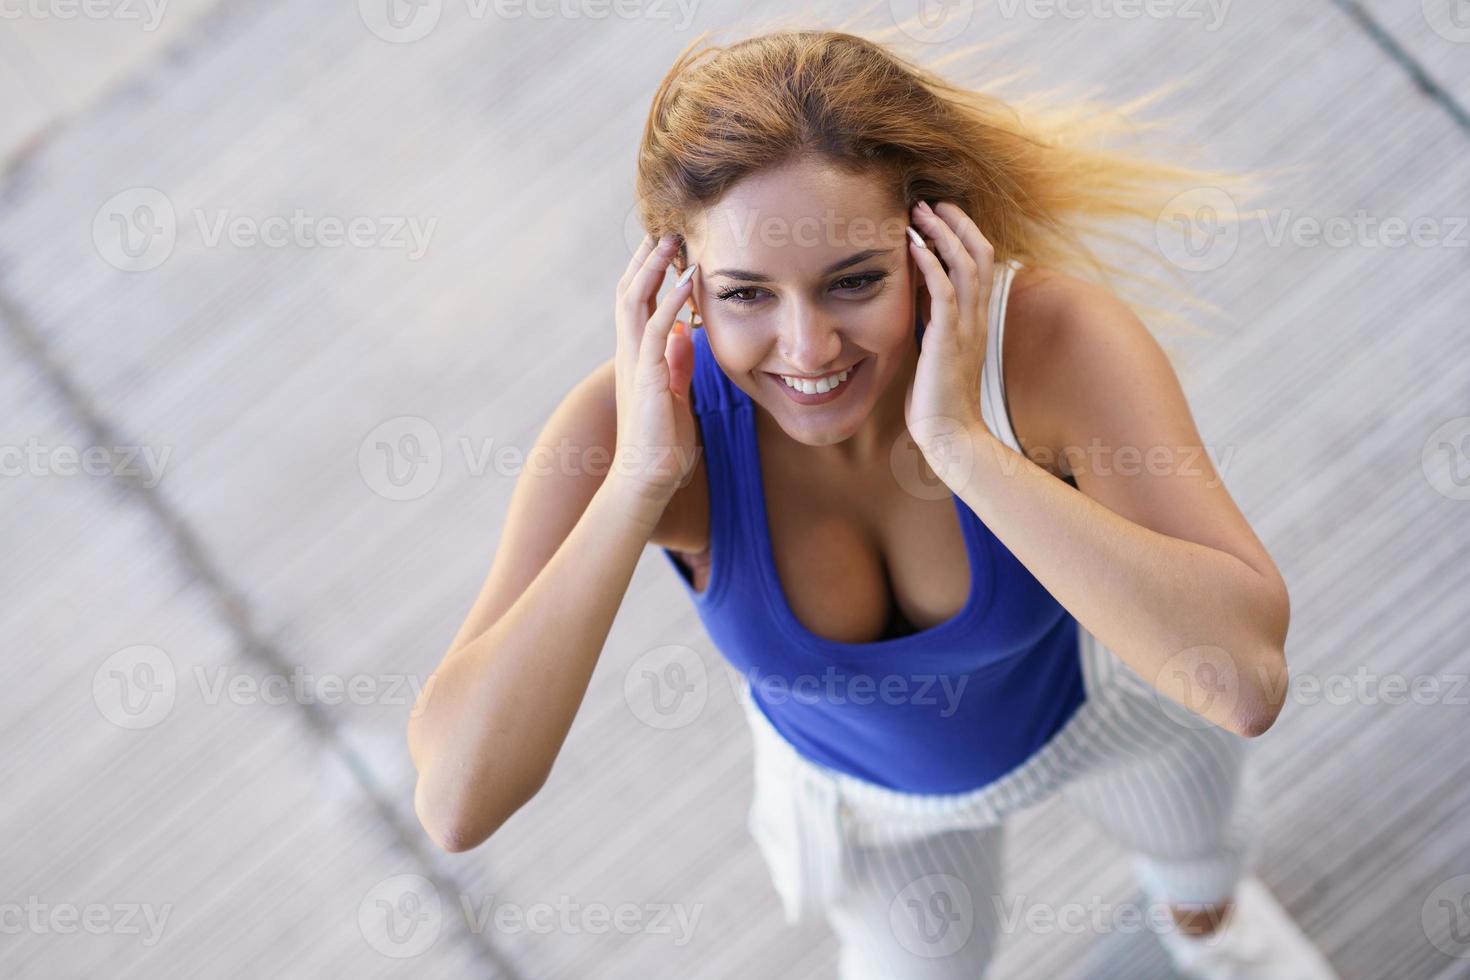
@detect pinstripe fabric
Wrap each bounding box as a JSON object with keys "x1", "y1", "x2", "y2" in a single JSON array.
[
  {"x1": 731, "y1": 258, "x2": 1261, "y2": 974},
  {"x1": 736, "y1": 631, "x2": 1261, "y2": 977}
]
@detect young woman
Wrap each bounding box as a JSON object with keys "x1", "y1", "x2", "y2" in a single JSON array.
[{"x1": 408, "y1": 28, "x2": 1337, "y2": 979}]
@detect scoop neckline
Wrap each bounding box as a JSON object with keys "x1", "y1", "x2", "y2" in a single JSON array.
[{"x1": 739, "y1": 397, "x2": 995, "y2": 659}]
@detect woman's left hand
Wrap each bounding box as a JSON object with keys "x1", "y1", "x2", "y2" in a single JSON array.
[{"x1": 904, "y1": 199, "x2": 997, "y2": 468}]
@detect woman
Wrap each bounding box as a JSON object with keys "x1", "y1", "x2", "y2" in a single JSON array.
[{"x1": 408, "y1": 28, "x2": 1336, "y2": 979}]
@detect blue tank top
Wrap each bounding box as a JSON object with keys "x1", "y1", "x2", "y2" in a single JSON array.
[{"x1": 659, "y1": 259, "x2": 1086, "y2": 794}]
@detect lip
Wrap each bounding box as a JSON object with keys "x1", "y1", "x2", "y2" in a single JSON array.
[{"x1": 766, "y1": 357, "x2": 866, "y2": 406}]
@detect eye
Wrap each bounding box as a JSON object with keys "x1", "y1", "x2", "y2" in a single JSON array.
[
  {"x1": 715, "y1": 286, "x2": 765, "y2": 306},
  {"x1": 714, "y1": 272, "x2": 889, "y2": 307},
  {"x1": 834, "y1": 272, "x2": 887, "y2": 294}
]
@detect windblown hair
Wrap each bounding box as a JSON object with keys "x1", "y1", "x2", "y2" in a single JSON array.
[{"x1": 635, "y1": 18, "x2": 1292, "y2": 381}]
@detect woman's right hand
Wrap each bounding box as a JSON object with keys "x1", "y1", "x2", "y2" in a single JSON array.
[{"x1": 610, "y1": 233, "x2": 700, "y2": 510}]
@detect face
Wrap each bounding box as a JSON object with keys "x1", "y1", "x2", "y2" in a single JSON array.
[{"x1": 684, "y1": 157, "x2": 919, "y2": 448}]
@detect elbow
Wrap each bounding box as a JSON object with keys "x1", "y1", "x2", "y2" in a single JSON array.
[
  {"x1": 412, "y1": 767, "x2": 543, "y2": 855},
  {"x1": 414, "y1": 778, "x2": 491, "y2": 854},
  {"x1": 1231, "y1": 648, "x2": 1288, "y2": 739}
]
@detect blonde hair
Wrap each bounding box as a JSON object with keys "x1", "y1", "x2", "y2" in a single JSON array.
[{"x1": 634, "y1": 15, "x2": 1301, "y2": 384}]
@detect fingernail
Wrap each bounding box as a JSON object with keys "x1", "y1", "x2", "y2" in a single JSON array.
[
  {"x1": 918, "y1": 200, "x2": 933, "y2": 212},
  {"x1": 676, "y1": 262, "x2": 698, "y2": 287},
  {"x1": 906, "y1": 226, "x2": 926, "y2": 249}
]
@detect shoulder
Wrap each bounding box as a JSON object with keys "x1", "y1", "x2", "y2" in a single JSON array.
[{"x1": 1000, "y1": 265, "x2": 1177, "y2": 477}]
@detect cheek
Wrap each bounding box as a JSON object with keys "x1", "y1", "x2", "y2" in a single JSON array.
[{"x1": 705, "y1": 331, "x2": 764, "y2": 375}]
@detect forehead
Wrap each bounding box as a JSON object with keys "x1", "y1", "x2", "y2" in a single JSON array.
[{"x1": 690, "y1": 159, "x2": 906, "y2": 266}]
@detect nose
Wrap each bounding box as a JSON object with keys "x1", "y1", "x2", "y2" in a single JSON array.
[{"x1": 777, "y1": 305, "x2": 843, "y2": 375}]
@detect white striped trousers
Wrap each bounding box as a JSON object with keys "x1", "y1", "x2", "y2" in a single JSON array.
[{"x1": 736, "y1": 624, "x2": 1263, "y2": 979}]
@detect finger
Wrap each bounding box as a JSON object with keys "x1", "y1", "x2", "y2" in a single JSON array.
[
  {"x1": 912, "y1": 201, "x2": 982, "y2": 331},
  {"x1": 619, "y1": 235, "x2": 681, "y2": 349},
  {"x1": 908, "y1": 230, "x2": 956, "y2": 332},
  {"x1": 638, "y1": 262, "x2": 698, "y2": 379},
  {"x1": 617, "y1": 233, "x2": 657, "y2": 297},
  {"x1": 666, "y1": 317, "x2": 695, "y2": 404},
  {"x1": 931, "y1": 200, "x2": 996, "y2": 315}
]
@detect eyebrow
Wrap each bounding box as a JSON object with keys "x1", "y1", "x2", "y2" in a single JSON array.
[{"x1": 707, "y1": 247, "x2": 896, "y2": 283}]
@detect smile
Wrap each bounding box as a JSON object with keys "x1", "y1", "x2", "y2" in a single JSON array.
[{"x1": 767, "y1": 357, "x2": 866, "y2": 405}]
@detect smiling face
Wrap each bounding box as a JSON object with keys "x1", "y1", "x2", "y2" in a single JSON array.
[{"x1": 684, "y1": 156, "x2": 921, "y2": 452}]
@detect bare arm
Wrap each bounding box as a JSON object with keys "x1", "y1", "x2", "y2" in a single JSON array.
[
  {"x1": 408, "y1": 232, "x2": 699, "y2": 853},
  {"x1": 408, "y1": 468, "x2": 667, "y2": 852}
]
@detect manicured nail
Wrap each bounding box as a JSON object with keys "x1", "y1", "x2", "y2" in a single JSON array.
[
  {"x1": 676, "y1": 262, "x2": 698, "y2": 287},
  {"x1": 918, "y1": 200, "x2": 933, "y2": 212},
  {"x1": 906, "y1": 226, "x2": 926, "y2": 249}
]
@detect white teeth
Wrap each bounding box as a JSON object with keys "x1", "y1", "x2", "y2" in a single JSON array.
[{"x1": 782, "y1": 366, "x2": 852, "y2": 395}]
